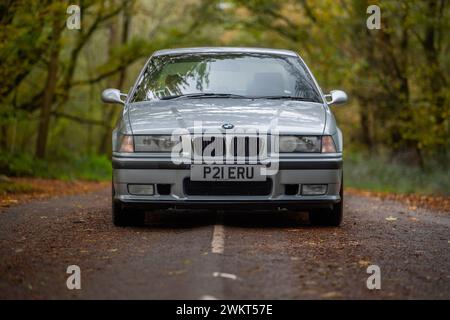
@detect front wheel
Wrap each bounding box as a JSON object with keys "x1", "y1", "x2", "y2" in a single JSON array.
[
  {"x1": 309, "y1": 177, "x2": 343, "y2": 227},
  {"x1": 112, "y1": 200, "x2": 145, "y2": 227},
  {"x1": 112, "y1": 185, "x2": 145, "y2": 227}
]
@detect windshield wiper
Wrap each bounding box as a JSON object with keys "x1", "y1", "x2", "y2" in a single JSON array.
[
  {"x1": 160, "y1": 93, "x2": 251, "y2": 100},
  {"x1": 250, "y1": 95, "x2": 315, "y2": 102}
]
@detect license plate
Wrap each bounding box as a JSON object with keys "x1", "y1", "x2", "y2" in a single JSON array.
[{"x1": 190, "y1": 165, "x2": 265, "y2": 181}]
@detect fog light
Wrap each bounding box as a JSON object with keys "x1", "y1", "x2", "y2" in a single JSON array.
[
  {"x1": 128, "y1": 184, "x2": 155, "y2": 195},
  {"x1": 301, "y1": 184, "x2": 327, "y2": 195}
]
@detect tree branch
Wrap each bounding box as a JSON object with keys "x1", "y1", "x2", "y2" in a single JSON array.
[{"x1": 51, "y1": 111, "x2": 111, "y2": 128}]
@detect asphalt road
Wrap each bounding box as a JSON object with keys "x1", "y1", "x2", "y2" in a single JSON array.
[{"x1": 0, "y1": 187, "x2": 449, "y2": 299}]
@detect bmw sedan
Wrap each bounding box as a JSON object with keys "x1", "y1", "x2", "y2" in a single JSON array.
[{"x1": 101, "y1": 47, "x2": 347, "y2": 227}]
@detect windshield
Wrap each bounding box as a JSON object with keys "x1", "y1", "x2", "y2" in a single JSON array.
[{"x1": 131, "y1": 52, "x2": 321, "y2": 102}]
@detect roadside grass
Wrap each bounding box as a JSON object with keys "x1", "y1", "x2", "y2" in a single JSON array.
[
  {"x1": 0, "y1": 180, "x2": 37, "y2": 195},
  {"x1": 0, "y1": 152, "x2": 111, "y2": 181},
  {"x1": 344, "y1": 153, "x2": 450, "y2": 196}
]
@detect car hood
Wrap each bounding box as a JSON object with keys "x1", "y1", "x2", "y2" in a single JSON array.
[{"x1": 127, "y1": 98, "x2": 326, "y2": 135}]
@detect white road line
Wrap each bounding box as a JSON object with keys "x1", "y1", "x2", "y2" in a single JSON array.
[
  {"x1": 200, "y1": 295, "x2": 218, "y2": 300},
  {"x1": 211, "y1": 224, "x2": 225, "y2": 254},
  {"x1": 213, "y1": 272, "x2": 237, "y2": 280}
]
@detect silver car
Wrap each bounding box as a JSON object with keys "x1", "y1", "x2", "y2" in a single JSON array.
[{"x1": 102, "y1": 47, "x2": 347, "y2": 227}]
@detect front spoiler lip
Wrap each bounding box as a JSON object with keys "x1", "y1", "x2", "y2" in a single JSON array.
[
  {"x1": 116, "y1": 199, "x2": 340, "y2": 210},
  {"x1": 112, "y1": 157, "x2": 343, "y2": 170}
]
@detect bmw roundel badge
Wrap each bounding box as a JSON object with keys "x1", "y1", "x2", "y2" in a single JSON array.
[{"x1": 222, "y1": 123, "x2": 234, "y2": 130}]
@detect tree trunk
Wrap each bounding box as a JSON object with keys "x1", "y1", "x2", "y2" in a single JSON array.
[
  {"x1": 98, "y1": 3, "x2": 132, "y2": 154},
  {"x1": 35, "y1": 21, "x2": 61, "y2": 159},
  {"x1": 0, "y1": 125, "x2": 7, "y2": 151},
  {"x1": 423, "y1": 1, "x2": 447, "y2": 125},
  {"x1": 358, "y1": 98, "x2": 373, "y2": 149}
]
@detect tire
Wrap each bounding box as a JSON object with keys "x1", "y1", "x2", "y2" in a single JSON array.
[
  {"x1": 112, "y1": 185, "x2": 145, "y2": 227},
  {"x1": 309, "y1": 176, "x2": 343, "y2": 227}
]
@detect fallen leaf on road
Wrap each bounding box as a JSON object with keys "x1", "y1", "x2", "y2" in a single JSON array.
[
  {"x1": 409, "y1": 217, "x2": 419, "y2": 222},
  {"x1": 358, "y1": 259, "x2": 371, "y2": 267},
  {"x1": 385, "y1": 216, "x2": 398, "y2": 221},
  {"x1": 414, "y1": 251, "x2": 423, "y2": 257},
  {"x1": 108, "y1": 248, "x2": 118, "y2": 252}
]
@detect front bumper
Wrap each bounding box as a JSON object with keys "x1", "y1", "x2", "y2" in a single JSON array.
[{"x1": 112, "y1": 154, "x2": 343, "y2": 210}]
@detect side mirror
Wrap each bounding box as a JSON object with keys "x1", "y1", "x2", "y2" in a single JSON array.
[
  {"x1": 101, "y1": 88, "x2": 126, "y2": 105},
  {"x1": 325, "y1": 90, "x2": 348, "y2": 105}
]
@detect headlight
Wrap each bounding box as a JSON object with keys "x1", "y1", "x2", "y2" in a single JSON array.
[
  {"x1": 279, "y1": 136, "x2": 321, "y2": 153},
  {"x1": 134, "y1": 135, "x2": 179, "y2": 152},
  {"x1": 115, "y1": 133, "x2": 134, "y2": 153}
]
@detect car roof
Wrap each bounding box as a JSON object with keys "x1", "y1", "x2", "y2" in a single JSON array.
[{"x1": 152, "y1": 47, "x2": 298, "y2": 57}]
